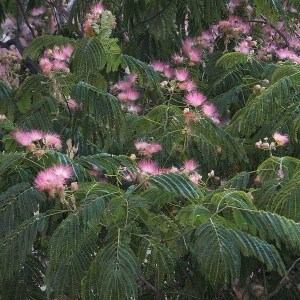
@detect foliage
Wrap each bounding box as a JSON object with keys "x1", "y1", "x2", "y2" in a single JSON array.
[{"x1": 1, "y1": 0, "x2": 300, "y2": 299}]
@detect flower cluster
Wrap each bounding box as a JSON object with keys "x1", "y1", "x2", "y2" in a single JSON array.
[
  {"x1": 255, "y1": 132, "x2": 289, "y2": 150},
  {"x1": 34, "y1": 165, "x2": 73, "y2": 196},
  {"x1": 136, "y1": 159, "x2": 203, "y2": 185},
  {"x1": 134, "y1": 141, "x2": 162, "y2": 157},
  {"x1": 0, "y1": 46, "x2": 22, "y2": 87},
  {"x1": 83, "y1": 2, "x2": 116, "y2": 37},
  {"x1": 111, "y1": 74, "x2": 142, "y2": 114},
  {"x1": 151, "y1": 61, "x2": 220, "y2": 123},
  {"x1": 39, "y1": 44, "x2": 73, "y2": 75},
  {"x1": 12, "y1": 129, "x2": 62, "y2": 152}
]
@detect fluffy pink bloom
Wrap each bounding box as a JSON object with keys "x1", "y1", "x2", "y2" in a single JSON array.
[
  {"x1": 202, "y1": 103, "x2": 217, "y2": 117},
  {"x1": 172, "y1": 53, "x2": 184, "y2": 64},
  {"x1": 163, "y1": 65, "x2": 174, "y2": 78},
  {"x1": 39, "y1": 58, "x2": 52, "y2": 75},
  {"x1": 185, "y1": 91, "x2": 206, "y2": 107},
  {"x1": 43, "y1": 133, "x2": 62, "y2": 149},
  {"x1": 189, "y1": 172, "x2": 202, "y2": 185},
  {"x1": 218, "y1": 20, "x2": 231, "y2": 30},
  {"x1": 235, "y1": 40, "x2": 251, "y2": 54},
  {"x1": 91, "y1": 3, "x2": 105, "y2": 15},
  {"x1": 66, "y1": 99, "x2": 79, "y2": 111},
  {"x1": 52, "y1": 60, "x2": 67, "y2": 71},
  {"x1": 275, "y1": 48, "x2": 295, "y2": 59},
  {"x1": 61, "y1": 44, "x2": 74, "y2": 58},
  {"x1": 151, "y1": 61, "x2": 166, "y2": 72},
  {"x1": 34, "y1": 165, "x2": 73, "y2": 194},
  {"x1": 29, "y1": 130, "x2": 44, "y2": 141},
  {"x1": 52, "y1": 165, "x2": 73, "y2": 179},
  {"x1": 115, "y1": 80, "x2": 134, "y2": 91},
  {"x1": 272, "y1": 132, "x2": 289, "y2": 146},
  {"x1": 12, "y1": 131, "x2": 34, "y2": 146},
  {"x1": 187, "y1": 48, "x2": 201, "y2": 62},
  {"x1": 146, "y1": 143, "x2": 162, "y2": 155},
  {"x1": 135, "y1": 141, "x2": 150, "y2": 151},
  {"x1": 182, "y1": 39, "x2": 195, "y2": 53},
  {"x1": 127, "y1": 104, "x2": 142, "y2": 114},
  {"x1": 183, "y1": 160, "x2": 198, "y2": 173},
  {"x1": 138, "y1": 160, "x2": 159, "y2": 175},
  {"x1": 118, "y1": 89, "x2": 140, "y2": 102},
  {"x1": 53, "y1": 49, "x2": 67, "y2": 61},
  {"x1": 135, "y1": 141, "x2": 162, "y2": 156},
  {"x1": 179, "y1": 80, "x2": 197, "y2": 92},
  {"x1": 175, "y1": 69, "x2": 189, "y2": 82},
  {"x1": 31, "y1": 7, "x2": 46, "y2": 16},
  {"x1": 127, "y1": 74, "x2": 137, "y2": 82}
]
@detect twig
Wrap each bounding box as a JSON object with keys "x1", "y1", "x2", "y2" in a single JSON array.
[
  {"x1": 16, "y1": 0, "x2": 36, "y2": 38},
  {"x1": 249, "y1": 14, "x2": 290, "y2": 49},
  {"x1": 116, "y1": 0, "x2": 172, "y2": 34},
  {"x1": 262, "y1": 257, "x2": 300, "y2": 300},
  {"x1": 140, "y1": 276, "x2": 158, "y2": 293}
]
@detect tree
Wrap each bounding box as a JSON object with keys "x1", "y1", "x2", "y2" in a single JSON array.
[{"x1": 1, "y1": 0, "x2": 300, "y2": 299}]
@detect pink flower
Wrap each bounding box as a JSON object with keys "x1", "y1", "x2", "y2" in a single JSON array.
[
  {"x1": 115, "y1": 80, "x2": 133, "y2": 91},
  {"x1": 34, "y1": 165, "x2": 73, "y2": 194},
  {"x1": 202, "y1": 103, "x2": 217, "y2": 117},
  {"x1": 163, "y1": 65, "x2": 174, "y2": 78},
  {"x1": 43, "y1": 133, "x2": 62, "y2": 150},
  {"x1": 12, "y1": 131, "x2": 33, "y2": 146},
  {"x1": 29, "y1": 130, "x2": 44, "y2": 141},
  {"x1": 138, "y1": 160, "x2": 159, "y2": 175},
  {"x1": 145, "y1": 143, "x2": 162, "y2": 155},
  {"x1": 31, "y1": 7, "x2": 46, "y2": 16},
  {"x1": 52, "y1": 60, "x2": 67, "y2": 71},
  {"x1": 39, "y1": 58, "x2": 52, "y2": 75},
  {"x1": 235, "y1": 40, "x2": 251, "y2": 54},
  {"x1": 172, "y1": 53, "x2": 184, "y2": 64},
  {"x1": 189, "y1": 172, "x2": 202, "y2": 185},
  {"x1": 275, "y1": 48, "x2": 295, "y2": 59},
  {"x1": 127, "y1": 74, "x2": 137, "y2": 82},
  {"x1": 52, "y1": 165, "x2": 73, "y2": 179},
  {"x1": 185, "y1": 91, "x2": 206, "y2": 107},
  {"x1": 135, "y1": 141, "x2": 162, "y2": 156},
  {"x1": 53, "y1": 49, "x2": 67, "y2": 61},
  {"x1": 179, "y1": 80, "x2": 197, "y2": 92},
  {"x1": 272, "y1": 132, "x2": 289, "y2": 146},
  {"x1": 127, "y1": 104, "x2": 142, "y2": 114},
  {"x1": 175, "y1": 69, "x2": 189, "y2": 82},
  {"x1": 151, "y1": 61, "x2": 166, "y2": 72},
  {"x1": 134, "y1": 141, "x2": 150, "y2": 151},
  {"x1": 61, "y1": 44, "x2": 74, "y2": 58},
  {"x1": 118, "y1": 89, "x2": 140, "y2": 102},
  {"x1": 66, "y1": 99, "x2": 79, "y2": 111},
  {"x1": 218, "y1": 20, "x2": 231, "y2": 30},
  {"x1": 182, "y1": 39, "x2": 195, "y2": 53},
  {"x1": 91, "y1": 3, "x2": 105, "y2": 15},
  {"x1": 187, "y1": 48, "x2": 201, "y2": 62},
  {"x1": 183, "y1": 160, "x2": 198, "y2": 173}
]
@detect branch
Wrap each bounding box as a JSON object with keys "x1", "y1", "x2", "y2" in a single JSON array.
[
  {"x1": 249, "y1": 14, "x2": 290, "y2": 49},
  {"x1": 16, "y1": 0, "x2": 36, "y2": 38},
  {"x1": 261, "y1": 257, "x2": 300, "y2": 300},
  {"x1": 116, "y1": 0, "x2": 172, "y2": 34}
]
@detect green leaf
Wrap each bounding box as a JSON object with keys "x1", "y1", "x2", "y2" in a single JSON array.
[
  {"x1": 82, "y1": 231, "x2": 140, "y2": 300},
  {"x1": 71, "y1": 37, "x2": 106, "y2": 76},
  {"x1": 23, "y1": 35, "x2": 75, "y2": 60},
  {"x1": 148, "y1": 172, "x2": 201, "y2": 200}
]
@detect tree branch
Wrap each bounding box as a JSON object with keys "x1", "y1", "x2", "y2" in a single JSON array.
[
  {"x1": 116, "y1": 0, "x2": 172, "y2": 35},
  {"x1": 262, "y1": 257, "x2": 300, "y2": 300},
  {"x1": 249, "y1": 14, "x2": 290, "y2": 49},
  {"x1": 16, "y1": 0, "x2": 36, "y2": 38}
]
